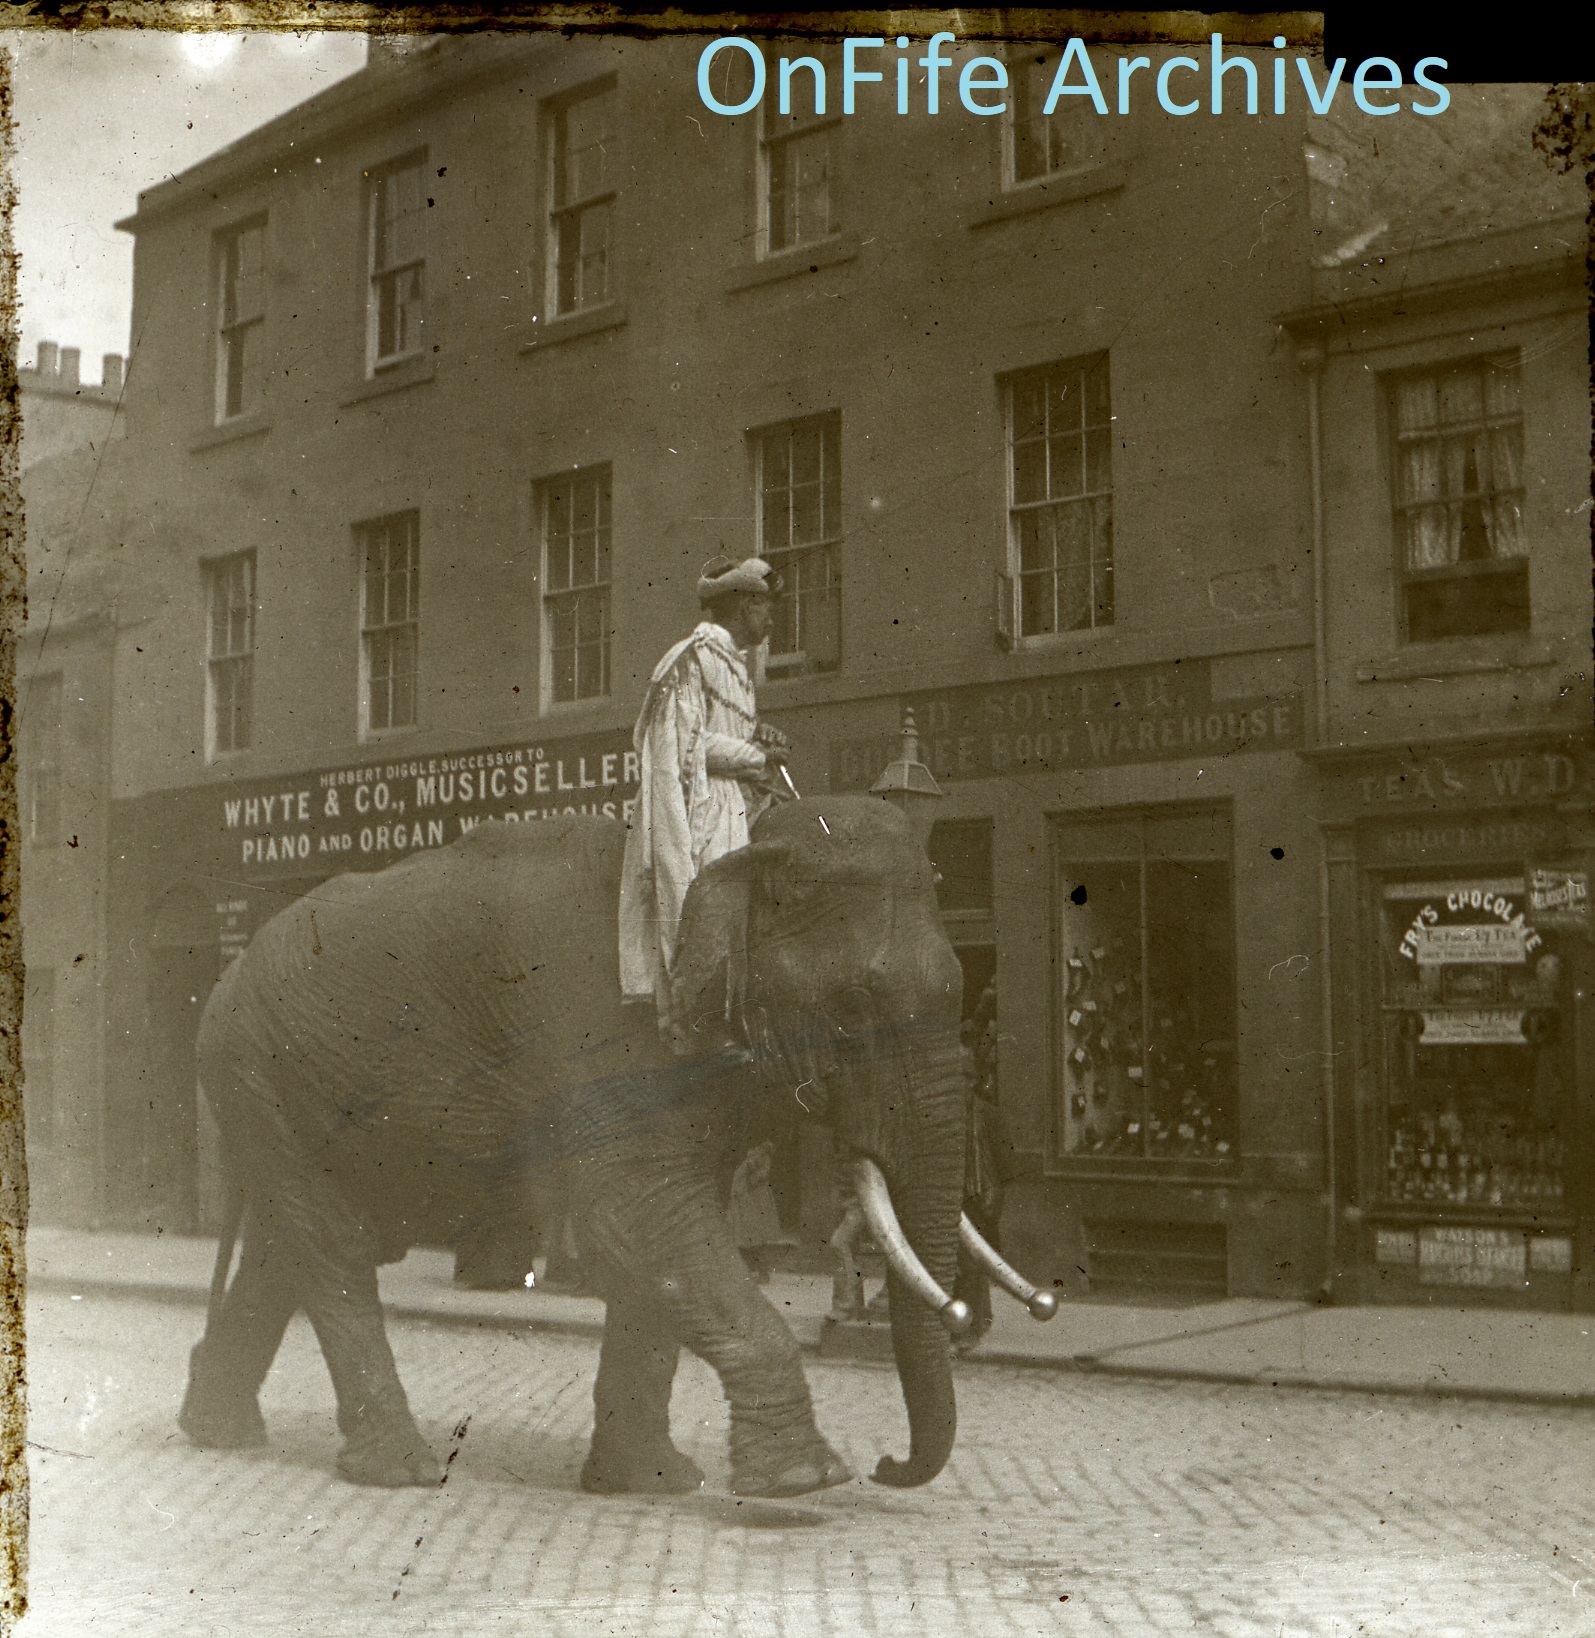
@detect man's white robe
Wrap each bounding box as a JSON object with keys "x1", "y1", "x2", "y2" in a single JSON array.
[{"x1": 618, "y1": 622, "x2": 766, "y2": 1006}]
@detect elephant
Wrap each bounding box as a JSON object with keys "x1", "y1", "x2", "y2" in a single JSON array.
[{"x1": 177, "y1": 793, "x2": 1008, "y2": 1498}]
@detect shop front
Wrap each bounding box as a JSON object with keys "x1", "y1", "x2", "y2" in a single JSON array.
[
  {"x1": 1314, "y1": 734, "x2": 1595, "y2": 1310},
  {"x1": 829, "y1": 647, "x2": 1322, "y2": 1302},
  {"x1": 102, "y1": 726, "x2": 639, "y2": 1233}
]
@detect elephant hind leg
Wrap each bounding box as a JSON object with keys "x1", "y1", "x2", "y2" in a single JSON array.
[
  {"x1": 179, "y1": 1206, "x2": 295, "y2": 1449},
  {"x1": 581, "y1": 1291, "x2": 703, "y2": 1495},
  {"x1": 283, "y1": 1206, "x2": 441, "y2": 1489}
]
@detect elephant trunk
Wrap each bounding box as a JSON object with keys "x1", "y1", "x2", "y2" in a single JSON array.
[{"x1": 863, "y1": 1037, "x2": 967, "y2": 1489}]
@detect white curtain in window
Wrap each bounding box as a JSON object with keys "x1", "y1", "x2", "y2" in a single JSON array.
[
  {"x1": 1400, "y1": 439, "x2": 1452, "y2": 569},
  {"x1": 1485, "y1": 426, "x2": 1527, "y2": 558}
]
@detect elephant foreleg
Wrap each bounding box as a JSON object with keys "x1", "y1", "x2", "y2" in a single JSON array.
[{"x1": 576, "y1": 1166, "x2": 850, "y2": 1499}]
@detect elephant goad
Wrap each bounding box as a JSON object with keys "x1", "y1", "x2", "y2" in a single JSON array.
[{"x1": 178, "y1": 796, "x2": 973, "y2": 1497}]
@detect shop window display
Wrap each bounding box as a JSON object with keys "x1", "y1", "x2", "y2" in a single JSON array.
[
  {"x1": 1055, "y1": 808, "x2": 1237, "y2": 1161},
  {"x1": 1379, "y1": 876, "x2": 1568, "y2": 1212}
]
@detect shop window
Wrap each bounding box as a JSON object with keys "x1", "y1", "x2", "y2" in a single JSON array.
[
  {"x1": 760, "y1": 53, "x2": 838, "y2": 256},
  {"x1": 538, "y1": 466, "x2": 611, "y2": 705},
  {"x1": 546, "y1": 81, "x2": 616, "y2": 316},
  {"x1": 753, "y1": 413, "x2": 842, "y2": 671},
  {"x1": 214, "y1": 218, "x2": 266, "y2": 422},
  {"x1": 205, "y1": 552, "x2": 255, "y2": 758},
  {"x1": 1391, "y1": 354, "x2": 1529, "y2": 643},
  {"x1": 21, "y1": 672, "x2": 63, "y2": 844},
  {"x1": 1006, "y1": 51, "x2": 1099, "y2": 187},
  {"x1": 357, "y1": 511, "x2": 420, "y2": 735},
  {"x1": 1055, "y1": 807, "x2": 1236, "y2": 1162},
  {"x1": 1378, "y1": 875, "x2": 1568, "y2": 1213},
  {"x1": 365, "y1": 151, "x2": 427, "y2": 370},
  {"x1": 1000, "y1": 355, "x2": 1113, "y2": 643}
]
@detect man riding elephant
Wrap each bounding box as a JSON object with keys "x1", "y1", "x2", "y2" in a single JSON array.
[{"x1": 619, "y1": 554, "x2": 791, "y2": 1017}]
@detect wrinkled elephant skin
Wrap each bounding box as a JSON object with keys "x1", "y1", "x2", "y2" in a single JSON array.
[{"x1": 180, "y1": 797, "x2": 968, "y2": 1496}]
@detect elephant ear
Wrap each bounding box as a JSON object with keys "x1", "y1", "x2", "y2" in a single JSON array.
[{"x1": 665, "y1": 839, "x2": 794, "y2": 1055}]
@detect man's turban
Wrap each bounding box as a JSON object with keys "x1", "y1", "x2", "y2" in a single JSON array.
[{"x1": 697, "y1": 556, "x2": 782, "y2": 603}]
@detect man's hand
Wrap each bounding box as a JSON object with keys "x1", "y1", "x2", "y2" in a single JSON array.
[{"x1": 754, "y1": 723, "x2": 791, "y2": 765}]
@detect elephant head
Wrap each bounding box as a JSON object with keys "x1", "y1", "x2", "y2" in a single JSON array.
[{"x1": 669, "y1": 795, "x2": 969, "y2": 1488}]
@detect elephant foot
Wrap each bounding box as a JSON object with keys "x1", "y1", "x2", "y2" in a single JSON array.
[
  {"x1": 177, "y1": 1391, "x2": 267, "y2": 1450},
  {"x1": 580, "y1": 1439, "x2": 705, "y2": 1496},
  {"x1": 335, "y1": 1431, "x2": 443, "y2": 1489},
  {"x1": 732, "y1": 1442, "x2": 853, "y2": 1500},
  {"x1": 178, "y1": 1348, "x2": 268, "y2": 1450}
]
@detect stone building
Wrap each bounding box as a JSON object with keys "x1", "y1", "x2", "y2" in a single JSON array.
[
  {"x1": 25, "y1": 37, "x2": 1592, "y2": 1309},
  {"x1": 18, "y1": 340, "x2": 125, "y2": 470}
]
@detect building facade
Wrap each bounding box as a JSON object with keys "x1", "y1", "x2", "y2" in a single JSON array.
[
  {"x1": 27, "y1": 37, "x2": 1591, "y2": 1308},
  {"x1": 1287, "y1": 92, "x2": 1593, "y2": 1308}
]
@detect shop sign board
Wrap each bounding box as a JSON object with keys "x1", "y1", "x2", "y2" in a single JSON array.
[
  {"x1": 216, "y1": 730, "x2": 639, "y2": 877},
  {"x1": 1411, "y1": 924, "x2": 1529, "y2": 965},
  {"x1": 1418, "y1": 1226, "x2": 1527, "y2": 1288},
  {"x1": 829, "y1": 656, "x2": 1302, "y2": 790},
  {"x1": 1418, "y1": 1008, "x2": 1527, "y2": 1045},
  {"x1": 1322, "y1": 742, "x2": 1590, "y2": 824},
  {"x1": 1528, "y1": 867, "x2": 1590, "y2": 931}
]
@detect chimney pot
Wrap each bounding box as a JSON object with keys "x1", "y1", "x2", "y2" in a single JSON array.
[
  {"x1": 59, "y1": 347, "x2": 81, "y2": 387},
  {"x1": 102, "y1": 354, "x2": 125, "y2": 395},
  {"x1": 36, "y1": 341, "x2": 58, "y2": 376}
]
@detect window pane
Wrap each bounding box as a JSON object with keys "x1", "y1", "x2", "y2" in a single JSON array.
[
  {"x1": 1048, "y1": 433, "x2": 1084, "y2": 498},
  {"x1": 1047, "y1": 370, "x2": 1080, "y2": 431},
  {"x1": 1144, "y1": 859, "x2": 1236, "y2": 1159},
  {"x1": 1016, "y1": 508, "x2": 1051, "y2": 573},
  {"x1": 1059, "y1": 859, "x2": 1144, "y2": 1156},
  {"x1": 1437, "y1": 369, "x2": 1484, "y2": 426},
  {"x1": 768, "y1": 127, "x2": 832, "y2": 252},
  {"x1": 556, "y1": 89, "x2": 613, "y2": 207},
  {"x1": 1012, "y1": 377, "x2": 1046, "y2": 442},
  {"x1": 1083, "y1": 357, "x2": 1111, "y2": 426},
  {"x1": 1013, "y1": 439, "x2": 1047, "y2": 505}
]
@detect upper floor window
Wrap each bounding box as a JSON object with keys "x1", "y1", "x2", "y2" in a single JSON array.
[
  {"x1": 1003, "y1": 355, "x2": 1114, "y2": 640},
  {"x1": 358, "y1": 512, "x2": 420, "y2": 734},
  {"x1": 1007, "y1": 53, "x2": 1098, "y2": 186},
  {"x1": 754, "y1": 412, "x2": 842, "y2": 670},
  {"x1": 205, "y1": 552, "x2": 255, "y2": 757},
  {"x1": 760, "y1": 58, "x2": 837, "y2": 256},
  {"x1": 547, "y1": 82, "x2": 616, "y2": 316},
  {"x1": 21, "y1": 672, "x2": 63, "y2": 844},
  {"x1": 215, "y1": 219, "x2": 266, "y2": 422},
  {"x1": 366, "y1": 153, "x2": 427, "y2": 370},
  {"x1": 539, "y1": 467, "x2": 611, "y2": 704},
  {"x1": 1392, "y1": 354, "x2": 1528, "y2": 643}
]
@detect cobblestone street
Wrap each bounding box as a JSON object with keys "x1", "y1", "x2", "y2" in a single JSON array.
[{"x1": 19, "y1": 1288, "x2": 1595, "y2": 1636}]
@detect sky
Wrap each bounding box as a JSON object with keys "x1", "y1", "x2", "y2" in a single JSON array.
[{"x1": 7, "y1": 29, "x2": 368, "y2": 383}]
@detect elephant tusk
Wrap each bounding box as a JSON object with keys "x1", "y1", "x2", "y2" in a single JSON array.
[
  {"x1": 958, "y1": 1215, "x2": 1058, "y2": 1321},
  {"x1": 852, "y1": 1159, "x2": 972, "y2": 1337}
]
